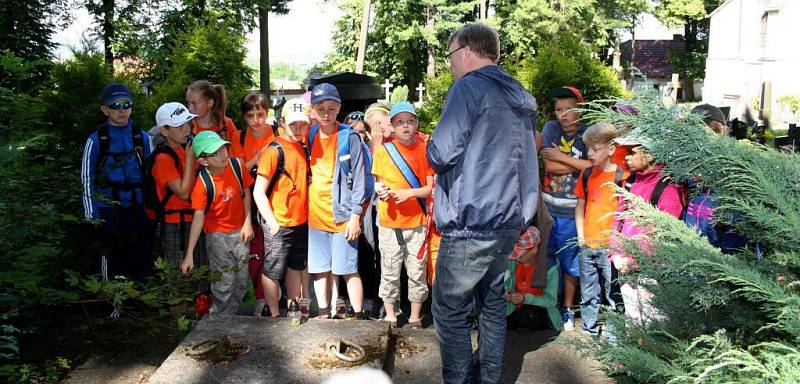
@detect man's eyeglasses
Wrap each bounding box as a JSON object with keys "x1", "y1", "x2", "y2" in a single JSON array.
[
  {"x1": 444, "y1": 45, "x2": 466, "y2": 63},
  {"x1": 346, "y1": 111, "x2": 365, "y2": 122},
  {"x1": 107, "y1": 101, "x2": 132, "y2": 110}
]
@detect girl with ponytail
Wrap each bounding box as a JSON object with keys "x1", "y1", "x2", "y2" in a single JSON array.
[{"x1": 186, "y1": 80, "x2": 239, "y2": 143}]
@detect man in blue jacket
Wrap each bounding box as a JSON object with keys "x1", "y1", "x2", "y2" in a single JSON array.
[
  {"x1": 82, "y1": 83, "x2": 154, "y2": 286},
  {"x1": 427, "y1": 23, "x2": 539, "y2": 383}
]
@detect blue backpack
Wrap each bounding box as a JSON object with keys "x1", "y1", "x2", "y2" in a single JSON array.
[{"x1": 309, "y1": 123, "x2": 374, "y2": 201}]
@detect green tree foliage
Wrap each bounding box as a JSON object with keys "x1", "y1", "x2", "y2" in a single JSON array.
[
  {"x1": 579, "y1": 92, "x2": 800, "y2": 383},
  {"x1": 492, "y1": 0, "x2": 649, "y2": 60},
  {"x1": 140, "y1": 16, "x2": 255, "y2": 129},
  {"x1": 524, "y1": 33, "x2": 624, "y2": 124},
  {"x1": 417, "y1": 65, "x2": 452, "y2": 133}
]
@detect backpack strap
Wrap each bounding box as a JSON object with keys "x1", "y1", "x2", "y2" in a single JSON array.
[
  {"x1": 132, "y1": 126, "x2": 145, "y2": 167},
  {"x1": 581, "y1": 166, "x2": 593, "y2": 198},
  {"x1": 384, "y1": 141, "x2": 426, "y2": 213},
  {"x1": 265, "y1": 141, "x2": 288, "y2": 198},
  {"x1": 623, "y1": 173, "x2": 636, "y2": 191},
  {"x1": 337, "y1": 124, "x2": 352, "y2": 180},
  {"x1": 229, "y1": 158, "x2": 245, "y2": 197},
  {"x1": 198, "y1": 166, "x2": 215, "y2": 213},
  {"x1": 308, "y1": 124, "x2": 320, "y2": 158},
  {"x1": 95, "y1": 123, "x2": 111, "y2": 177},
  {"x1": 650, "y1": 177, "x2": 671, "y2": 207},
  {"x1": 613, "y1": 166, "x2": 625, "y2": 187},
  {"x1": 240, "y1": 126, "x2": 247, "y2": 147}
]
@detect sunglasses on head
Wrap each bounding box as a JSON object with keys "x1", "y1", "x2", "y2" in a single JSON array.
[
  {"x1": 107, "y1": 101, "x2": 132, "y2": 110},
  {"x1": 346, "y1": 112, "x2": 364, "y2": 122}
]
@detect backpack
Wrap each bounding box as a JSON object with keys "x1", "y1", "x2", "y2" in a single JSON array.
[
  {"x1": 580, "y1": 166, "x2": 625, "y2": 198},
  {"x1": 94, "y1": 122, "x2": 146, "y2": 188},
  {"x1": 622, "y1": 173, "x2": 688, "y2": 218},
  {"x1": 198, "y1": 158, "x2": 245, "y2": 213},
  {"x1": 308, "y1": 123, "x2": 375, "y2": 200},
  {"x1": 383, "y1": 141, "x2": 426, "y2": 213},
  {"x1": 141, "y1": 144, "x2": 191, "y2": 223}
]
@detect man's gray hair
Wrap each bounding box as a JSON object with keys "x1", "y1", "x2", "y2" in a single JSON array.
[{"x1": 447, "y1": 23, "x2": 500, "y2": 63}]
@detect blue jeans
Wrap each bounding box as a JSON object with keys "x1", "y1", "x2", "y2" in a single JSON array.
[
  {"x1": 432, "y1": 235, "x2": 516, "y2": 384},
  {"x1": 579, "y1": 247, "x2": 614, "y2": 335}
]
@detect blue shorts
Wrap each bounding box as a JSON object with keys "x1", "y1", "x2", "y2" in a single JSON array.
[
  {"x1": 308, "y1": 227, "x2": 359, "y2": 275},
  {"x1": 547, "y1": 216, "x2": 579, "y2": 277}
]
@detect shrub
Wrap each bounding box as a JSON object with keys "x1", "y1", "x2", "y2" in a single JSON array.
[{"x1": 417, "y1": 67, "x2": 453, "y2": 134}]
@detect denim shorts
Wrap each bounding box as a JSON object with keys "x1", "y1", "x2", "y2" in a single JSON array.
[
  {"x1": 308, "y1": 227, "x2": 358, "y2": 275},
  {"x1": 547, "y1": 216, "x2": 580, "y2": 277}
]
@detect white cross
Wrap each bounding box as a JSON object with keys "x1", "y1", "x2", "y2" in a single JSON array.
[
  {"x1": 416, "y1": 83, "x2": 426, "y2": 102},
  {"x1": 382, "y1": 79, "x2": 393, "y2": 101}
]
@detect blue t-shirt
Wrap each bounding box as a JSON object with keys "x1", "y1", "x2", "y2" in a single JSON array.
[{"x1": 540, "y1": 120, "x2": 588, "y2": 218}]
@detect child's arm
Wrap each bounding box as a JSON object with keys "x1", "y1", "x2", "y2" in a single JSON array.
[
  {"x1": 240, "y1": 187, "x2": 254, "y2": 243},
  {"x1": 166, "y1": 143, "x2": 196, "y2": 200},
  {"x1": 81, "y1": 135, "x2": 100, "y2": 221},
  {"x1": 575, "y1": 198, "x2": 586, "y2": 246},
  {"x1": 541, "y1": 148, "x2": 591, "y2": 174},
  {"x1": 390, "y1": 175, "x2": 434, "y2": 204},
  {"x1": 182, "y1": 210, "x2": 204, "y2": 274},
  {"x1": 244, "y1": 144, "x2": 270, "y2": 172},
  {"x1": 253, "y1": 175, "x2": 279, "y2": 235}
]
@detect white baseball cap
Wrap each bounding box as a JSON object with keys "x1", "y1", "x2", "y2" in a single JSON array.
[
  {"x1": 156, "y1": 102, "x2": 198, "y2": 128},
  {"x1": 282, "y1": 98, "x2": 310, "y2": 126}
]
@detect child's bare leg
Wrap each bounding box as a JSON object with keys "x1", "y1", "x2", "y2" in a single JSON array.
[
  {"x1": 410, "y1": 302, "x2": 423, "y2": 322},
  {"x1": 286, "y1": 269, "x2": 302, "y2": 301},
  {"x1": 312, "y1": 272, "x2": 331, "y2": 316},
  {"x1": 384, "y1": 301, "x2": 397, "y2": 321},
  {"x1": 300, "y1": 268, "x2": 310, "y2": 299},
  {"x1": 261, "y1": 274, "x2": 280, "y2": 317},
  {"x1": 344, "y1": 273, "x2": 363, "y2": 312},
  {"x1": 563, "y1": 275, "x2": 578, "y2": 307}
]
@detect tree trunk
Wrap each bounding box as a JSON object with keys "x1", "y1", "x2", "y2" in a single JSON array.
[
  {"x1": 426, "y1": 3, "x2": 435, "y2": 78},
  {"x1": 682, "y1": 78, "x2": 695, "y2": 101},
  {"x1": 259, "y1": 4, "x2": 270, "y2": 96},
  {"x1": 355, "y1": 0, "x2": 371, "y2": 74},
  {"x1": 102, "y1": 0, "x2": 114, "y2": 64}
]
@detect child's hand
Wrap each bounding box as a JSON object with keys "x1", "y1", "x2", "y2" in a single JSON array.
[
  {"x1": 266, "y1": 216, "x2": 280, "y2": 235},
  {"x1": 392, "y1": 189, "x2": 414, "y2": 204},
  {"x1": 345, "y1": 215, "x2": 361, "y2": 241},
  {"x1": 181, "y1": 256, "x2": 194, "y2": 274},
  {"x1": 540, "y1": 147, "x2": 567, "y2": 161},
  {"x1": 375, "y1": 182, "x2": 391, "y2": 201},
  {"x1": 240, "y1": 221, "x2": 254, "y2": 243},
  {"x1": 507, "y1": 293, "x2": 524, "y2": 305}
]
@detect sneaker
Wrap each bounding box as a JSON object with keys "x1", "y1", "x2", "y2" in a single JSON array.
[
  {"x1": 369, "y1": 304, "x2": 383, "y2": 320},
  {"x1": 288, "y1": 299, "x2": 301, "y2": 326},
  {"x1": 561, "y1": 308, "x2": 575, "y2": 331},
  {"x1": 299, "y1": 297, "x2": 311, "y2": 322},
  {"x1": 333, "y1": 298, "x2": 347, "y2": 319}
]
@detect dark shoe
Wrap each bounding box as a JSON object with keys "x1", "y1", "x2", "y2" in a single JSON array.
[
  {"x1": 369, "y1": 304, "x2": 383, "y2": 320},
  {"x1": 344, "y1": 305, "x2": 357, "y2": 320},
  {"x1": 356, "y1": 310, "x2": 371, "y2": 320}
]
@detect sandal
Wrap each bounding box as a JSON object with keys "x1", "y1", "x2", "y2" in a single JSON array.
[
  {"x1": 407, "y1": 319, "x2": 423, "y2": 329},
  {"x1": 380, "y1": 317, "x2": 397, "y2": 328}
]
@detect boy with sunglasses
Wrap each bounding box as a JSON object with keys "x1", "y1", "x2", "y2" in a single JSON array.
[
  {"x1": 181, "y1": 131, "x2": 255, "y2": 314},
  {"x1": 253, "y1": 98, "x2": 312, "y2": 323},
  {"x1": 82, "y1": 82, "x2": 155, "y2": 287}
]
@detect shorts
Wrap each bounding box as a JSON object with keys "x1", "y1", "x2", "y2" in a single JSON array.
[
  {"x1": 547, "y1": 216, "x2": 579, "y2": 277},
  {"x1": 308, "y1": 227, "x2": 358, "y2": 275},
  {"x1": 261, "y1": 223, "x2": 309, "y2": 280}
]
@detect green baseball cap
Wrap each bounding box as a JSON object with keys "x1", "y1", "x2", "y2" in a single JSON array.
[{"x1": 193, "y1": 131, "x2": 230, "y2": 157}]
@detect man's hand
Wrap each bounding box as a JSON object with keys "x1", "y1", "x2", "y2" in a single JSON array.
[{"x1": 345, "y1": 215, "x2": 361, "y2": 241}]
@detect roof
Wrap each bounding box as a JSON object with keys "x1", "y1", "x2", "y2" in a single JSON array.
[
  {"x1": 708, "y1": 0, "x2": 736, "y2": 18},
  {"x1": 621, "y1": 39, "x2": 686, "y2": 79}
]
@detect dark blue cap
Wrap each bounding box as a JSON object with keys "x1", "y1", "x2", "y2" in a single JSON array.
[
  {"x1": 101, "y1": 82, "x2": 133, "y2": 106},
  {"x1": 310, "y1": 83, "x2": 341, "y2": 104}
]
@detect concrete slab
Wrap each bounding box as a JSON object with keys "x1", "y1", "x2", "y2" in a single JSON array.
[
  {"x1": 148, "y1": 315, "x2": 390, "y2": 384},
  {"x1": 149, "y1": 315, "x2": 606, "y2": 384}
]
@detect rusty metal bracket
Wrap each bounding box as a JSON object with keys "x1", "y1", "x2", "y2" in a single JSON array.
[{"x1": 327, "y1": 339, "x2": 366, "y2": 362}]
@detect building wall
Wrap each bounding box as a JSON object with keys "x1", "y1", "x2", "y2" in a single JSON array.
[{"x1": 704, "y1": 0, "x2": 800, "y2": 125}]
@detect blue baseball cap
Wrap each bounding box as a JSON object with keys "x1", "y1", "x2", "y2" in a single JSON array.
[
  {"x1": 101, "y1": 82, "x2": 133, "y2": 106},
  {"x1": 310, "y1": 83, "x2": 341, "y2": 104},
  {"x1": 389, "y1": 101, "x2": 417, "y2": 119}
]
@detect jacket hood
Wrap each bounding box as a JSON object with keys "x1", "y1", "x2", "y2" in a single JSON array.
[{"x1": 471, "y1": 65, "x2": 537, "y2": 116}]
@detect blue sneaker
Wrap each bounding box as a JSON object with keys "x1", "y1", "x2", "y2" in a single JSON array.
[{"x1": 561, "y1": 308, "x2": 575, "y2": 331}]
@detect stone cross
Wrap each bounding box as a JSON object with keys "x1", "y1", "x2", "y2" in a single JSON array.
[
  {"x1": 670, "y1": 73, "x2": 681, "y2": 102},
  {"x1": 416, "y1": 83, "x2": 426, "y2": 102},
  {"x1": 382, "y1": 79, "x2": 393, "y2": 101}
]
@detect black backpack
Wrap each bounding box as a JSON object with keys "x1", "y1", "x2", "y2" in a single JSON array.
[{"x1": 141, "y1": 144, "x2": 190, "y2": 224}]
